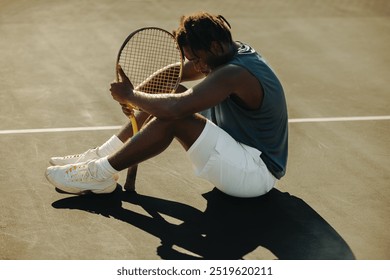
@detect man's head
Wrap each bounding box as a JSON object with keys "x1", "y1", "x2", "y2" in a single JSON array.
[{"x1": 174, "y1": 12, "x2": 236, "y2": 72}]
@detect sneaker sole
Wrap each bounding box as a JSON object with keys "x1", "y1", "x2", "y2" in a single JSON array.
[
  {"x1": 53, "y1": 184, "x2": 117, "y2": 195},
  {"x1": 45, "y1": 170, "x2": 118, "y2": 195}
]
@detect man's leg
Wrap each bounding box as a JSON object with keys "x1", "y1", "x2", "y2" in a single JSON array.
[
  {"x1": 109, "y1": 114, "x2": 207, "y2": 171},
  {"x1": 122, "y1": 113, "x2": 153, "y2": 191},
  {"x1": 116, "y1": 111, "x2": 150, "y2": 142}
]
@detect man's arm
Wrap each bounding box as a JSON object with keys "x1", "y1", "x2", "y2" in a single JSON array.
[
  {"x1": 111, "y1": 64, "x2": 257, "y2": 120},
  {"x1": 180, "y1": 60, "x2": 206, "y2": 82}
]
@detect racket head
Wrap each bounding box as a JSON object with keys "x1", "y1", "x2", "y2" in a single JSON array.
[{"x1": 116, "y1": 27, "x2": 183, "y2": 101}]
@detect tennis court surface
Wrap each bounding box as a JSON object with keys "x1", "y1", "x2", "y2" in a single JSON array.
[{"x1": 0, "y1": 0, "x2": 389, "y2": 259}]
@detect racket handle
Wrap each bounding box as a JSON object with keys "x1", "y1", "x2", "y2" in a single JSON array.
[
  {"x1": 124, "y1": 165, "x2": 138, "y2": 192},
  {"x1": 129, "y1": 112, "x2": 138, "y2": 134},
  {"x1": 125, "y1": 112, "x2": 138, "y2": 192}
]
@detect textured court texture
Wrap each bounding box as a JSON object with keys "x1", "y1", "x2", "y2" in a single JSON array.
[{"x1": 0, "y1": 0, "x2": 389, "y2": 259}]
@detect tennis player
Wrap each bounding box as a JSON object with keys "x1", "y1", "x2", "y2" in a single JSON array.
[{"x1": 46, "y1": 12, "x2": 288, "y2": 198}]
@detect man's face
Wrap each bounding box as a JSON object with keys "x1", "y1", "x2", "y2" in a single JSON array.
[
  {"x1": 182, "y1": 41, "x2": 235, "y2": 75},
  {"x1": 182, "y1": 46, "x2": 213, "y2": 75}
]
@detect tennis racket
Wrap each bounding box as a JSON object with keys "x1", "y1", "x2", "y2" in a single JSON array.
[{"x1": 116, "y1": 27, "x2": 183, "y2": 133}]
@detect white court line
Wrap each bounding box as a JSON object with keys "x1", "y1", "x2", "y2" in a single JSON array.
[
  {"x1": 0, "y1": 115, "x2": 389, "y2": 135},
  {"x1": 0, "y1": 126, "x2": 122, "y2": 135},
  {"x1": 288, "y1": 115, "x2": 390, "y2": 123}
]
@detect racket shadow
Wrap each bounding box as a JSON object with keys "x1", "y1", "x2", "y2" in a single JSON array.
[{"x1": 51, "y1": 186, "x2": 355, "y2": 260}]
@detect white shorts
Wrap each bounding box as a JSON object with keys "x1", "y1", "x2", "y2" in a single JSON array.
[{"x1": 187, "y1": 120, "x2": 276, "y2": 198}]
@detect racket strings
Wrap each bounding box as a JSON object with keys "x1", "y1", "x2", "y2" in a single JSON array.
[{"x1": 119, "y1": 28, "x2": 182, "y2": 96}]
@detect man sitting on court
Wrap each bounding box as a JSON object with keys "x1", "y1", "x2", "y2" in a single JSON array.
[{"x1": 46, "y1": 12, "x2": 288, "y2": 198}]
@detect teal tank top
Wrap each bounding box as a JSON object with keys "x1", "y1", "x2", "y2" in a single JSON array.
[{"x1": 207, "y1": 42, "x2": 288, "y2": 179}]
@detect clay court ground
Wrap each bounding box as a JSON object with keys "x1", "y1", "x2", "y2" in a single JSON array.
[{"x1": 0, "y1": 0, "x2": 389, "y2": 261}]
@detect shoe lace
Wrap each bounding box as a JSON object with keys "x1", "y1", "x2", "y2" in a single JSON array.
[
  {"x1": 64, "y1": 154, "x2": 82, "y2": 159},
  {"x1": 65, "y1": 164, "x2": 92, "y2": 182},
  {"x1": 64, "y1": 148, "x2": 96, "y2": 159}
]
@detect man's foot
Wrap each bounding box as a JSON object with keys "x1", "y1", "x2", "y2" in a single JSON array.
[
  {"x1": 45, "y1": 160, "x2": 118, "y2": 195},
  {"x1": 49, "y1": 148, "x2": 101, "y2": 166}
]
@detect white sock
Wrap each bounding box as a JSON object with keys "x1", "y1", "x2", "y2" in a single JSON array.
[
  {"x1": 93, "y1": 156, "x2": 119, "y2": 179},
  {"x1": 97, "y1": 135, "x2": 123, "y2": 157}
]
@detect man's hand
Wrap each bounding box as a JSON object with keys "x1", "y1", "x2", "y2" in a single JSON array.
[
  {"x1": 120, "y1": 103, "x2": 135, "y2": 117},
  {"x1": 110, "y1": 65, "x2": 134, "y2": 105}
]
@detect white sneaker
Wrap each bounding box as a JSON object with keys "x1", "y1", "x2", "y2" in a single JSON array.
[
  {"x1": 45, "y1": 160, "x2": 118, "y2": 195},
  {"x1": 49, "y1": 148, "x2": 101, "y2": 166}
]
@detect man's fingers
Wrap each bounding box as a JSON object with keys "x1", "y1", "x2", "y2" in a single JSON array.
[
  {"x1": 120, "y1": 103, "x2": 135, "y2": 117},
  {"x1": 117, "y1": 65, "x2": 130, "y2": 84}
]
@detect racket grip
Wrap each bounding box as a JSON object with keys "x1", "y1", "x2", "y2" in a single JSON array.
[{"x1": 129, "y1": 112, "x2": 138, "y2": 134}]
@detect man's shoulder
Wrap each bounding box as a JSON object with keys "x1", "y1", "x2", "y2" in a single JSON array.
[{"x1": 213, "y1": 63, "x2": 250, "y2": 83}]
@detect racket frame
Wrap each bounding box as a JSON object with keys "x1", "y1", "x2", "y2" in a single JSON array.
[{"x1": 115, "y1": 27, "x2": 183, "y2": 133}]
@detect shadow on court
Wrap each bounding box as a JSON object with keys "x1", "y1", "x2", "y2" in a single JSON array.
[{"x1": 52, "y1": 187, "x2": 355, "y2": 260}]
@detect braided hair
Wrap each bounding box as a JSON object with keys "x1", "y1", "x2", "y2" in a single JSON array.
[{"x1": 173, "y1": 12, "x2": 234, "y2": 58}]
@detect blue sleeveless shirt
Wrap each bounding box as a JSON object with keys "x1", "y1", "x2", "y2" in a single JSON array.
[{"x1": 207, "y1": 42, "x2": 288, "y2": 179}]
